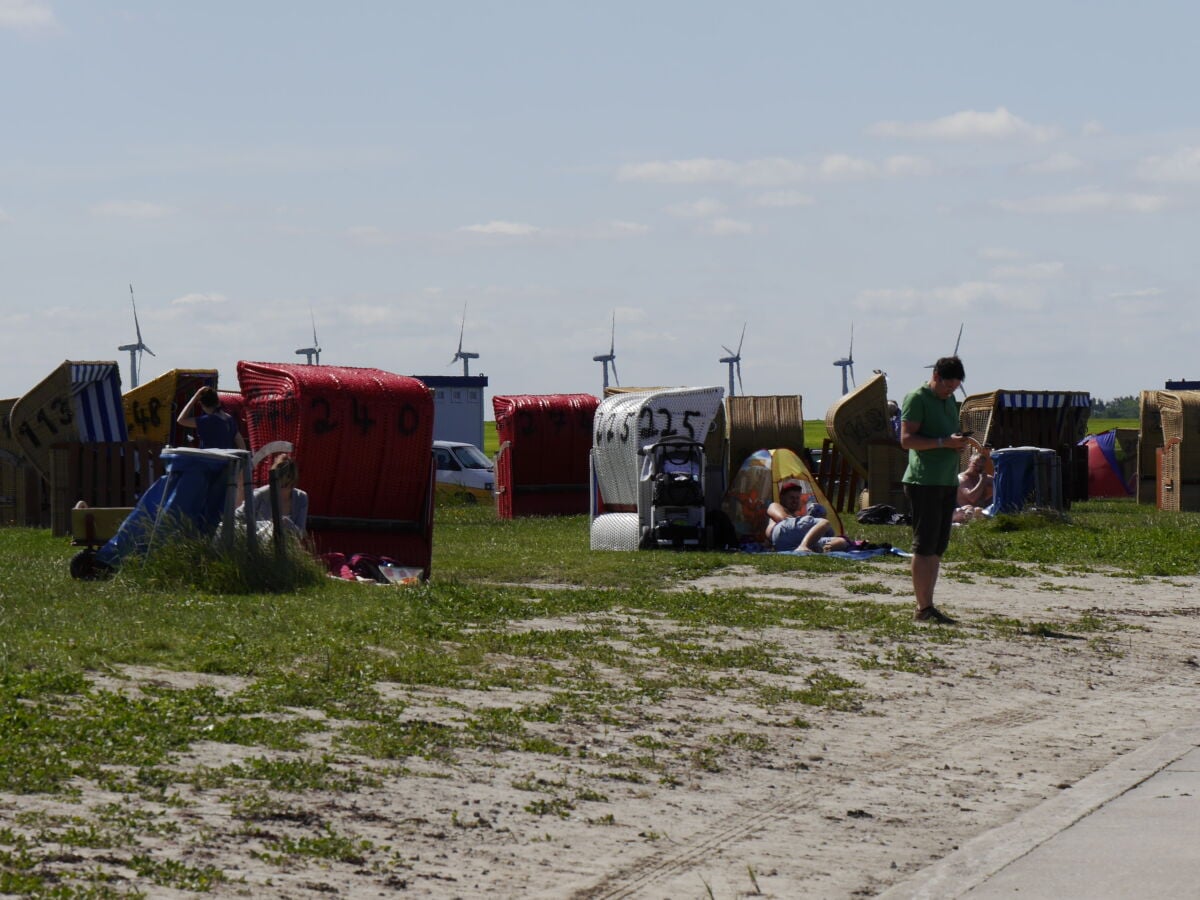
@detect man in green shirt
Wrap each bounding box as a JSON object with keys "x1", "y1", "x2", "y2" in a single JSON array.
[{"x1": 900, "y1": 356, "x2": 968, "y2": 624}]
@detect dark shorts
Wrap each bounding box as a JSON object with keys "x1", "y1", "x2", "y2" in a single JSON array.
[{"x1": 904, "y1": 483, "x2": 957, "y2": 557}]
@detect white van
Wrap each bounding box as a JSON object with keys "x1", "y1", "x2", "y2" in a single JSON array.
[{"x1": 432, "y1": 440, "x2": 494, "y2": 503}]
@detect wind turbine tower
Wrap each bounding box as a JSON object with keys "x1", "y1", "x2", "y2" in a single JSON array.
[
  {"x1": 450, "y1": 304, "x2": 480, "y2": 377},
  {"x1": 593, "y1": 313, "x2": 620, "y2": 392},
  {"x1": 833, "y1": 324, "x2": 856, "y2": 396},
  {"x1": 117, "y1": 284, "x2": 155, "y2": 389},
  {"x1": 719, "y1": 323, "x2": 746, "y2": 397},
  {"x1": 295, "y1": 310, "x2": 321, "y2": 365}
]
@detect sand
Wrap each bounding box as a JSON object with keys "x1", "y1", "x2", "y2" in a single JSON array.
[{"x1": 4, "y1": 563, "x2": 1199, "y2": 898}]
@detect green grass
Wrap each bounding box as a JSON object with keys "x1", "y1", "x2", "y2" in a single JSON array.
[{"x1": 0, "y1": 487, "x2": 1195, "y2": 892}]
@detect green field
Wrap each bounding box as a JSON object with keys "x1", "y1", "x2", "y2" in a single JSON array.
[{"x1": 484, "y1": 418, "x2": 1139, "y2": 457}]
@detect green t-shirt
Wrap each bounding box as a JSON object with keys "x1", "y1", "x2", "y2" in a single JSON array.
[{"x1": 901, "y1": 383, "x2": 960, "y2": 486}]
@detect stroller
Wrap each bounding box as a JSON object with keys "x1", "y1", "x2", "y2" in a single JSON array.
[{"x1": 638, "y1": 439, "x2": 710, "y2": 550}]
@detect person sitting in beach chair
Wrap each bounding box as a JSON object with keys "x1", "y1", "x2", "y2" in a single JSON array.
[{"x1": 765, "y1": 481, "x2": 850, "y2": 553}]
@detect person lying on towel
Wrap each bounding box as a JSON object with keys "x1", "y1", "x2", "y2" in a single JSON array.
[{"x1": 765, "y1": 483, "x2": 850, "y2": 553}]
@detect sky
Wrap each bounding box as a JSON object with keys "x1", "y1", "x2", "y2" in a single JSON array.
[{"x1": 2, "y1": 1, "x2": 1198, "y2": 421}]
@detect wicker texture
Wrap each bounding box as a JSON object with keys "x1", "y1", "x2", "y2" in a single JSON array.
[
  {"x1": 123, "y1": 369, "x2": 218, "y2": 445},
  {"x1": 0, "y1": 398, "x2": 22, "y2": 464},
  {"x1": 217, "y1": 391, "x2": 250, "y2": 448},
  {"x1": 725, "y1": 395, "x2": 804, "y2": 484},
  {"x1": 492, "y1": 393, "x2": 598, "y2": 518},
  {"x1": 1137, "y1": 390, "x2": 1163, "y2": 505},
  {"x1": 1146, "y1": 390, "x2": 1200, "y2": 511},
  {"x1": 958, "y1": 394, "x2": 995, "y2": 448},
  {"x1": 824, "y1": 373, "x2": 890, "y2": 478},
  {"x1": 957, "y1": 389, "x2": 1091, "y2": 504},
  {"x1": 0, "y1": 399, "x2": 18, "y2": 526},
  {"x1": 591, "y1": 386, "x2": 724, "y2": 509},
  {"x1": 48, "y1": 440, "x2": 167, "y2": 536},
  {"x1": 11, "y1": 361, "x2": 128, "y2": 482},
  {"x1": 866, "y1": 439, "x2": 909, "y2": 511},
  {"x1": 590, "y1": 386, "x2": 724, "y2": 549},
  {"x1": 589, "y1": 512, "x2": 641, "y2": 550},
  {"x1": 237, "y1": 361, "x2": 435, "y2": 570}
]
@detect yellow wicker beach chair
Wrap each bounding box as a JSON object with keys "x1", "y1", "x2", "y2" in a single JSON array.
[
  {"x1": 123, "y1": 368, "x2": 219, "y2": 444},
  {"x1": 824, "y1": 373, "x2": 890, "y2": 479}
]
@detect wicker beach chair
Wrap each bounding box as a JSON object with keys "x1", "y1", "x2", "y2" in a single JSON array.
[
  {"x1": 492, "y1": 393, "x2": 598, "y2": 518},
  {"x1": 824, "y1": 373, "x2": 891, "y2": 479},
  {"x1": 237, "y1": 361, "x2": 436, "y2": 577},
  {"x1": 1137, "y1": 390, "x2": 1163, "y2": 505},
  {"x1": 0, "y1": 398, "x2": 26, "y2": 526},
  {"x1": 123, "y1": 368, "x2": 219, "y2": 445},
  {"x1": 956, "y1": 389, "x2": 1091, "y2": 505},
  {"x1": 725, "y1": 394, "x2": 804, "y2": 487},
  {"x1": 590, "y1": 386, "x2": 724, "y2": 550},
  {"x1": 10, "y1": 361, "x2": 128, "y2": 485},
  {"x1": 1145, "y1": 389, "x2": 1200, "y2": 511}
]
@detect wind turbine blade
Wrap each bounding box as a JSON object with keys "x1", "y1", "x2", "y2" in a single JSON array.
[
  {"x1": 144, "y1": 345, "x2": 156, "y2": 357},
  {"x1": 736, "y1": 322, "x2": 746, "y2": 356},
  {"x1": 311, "y1": 309, "x2": 319, "y2": 348},
  {"x1": 611, "y1": 358, "x2": 620, "y2": 386},
  {"x1": 721, "y1": 345, "x2": 734, "y2": 357},
  {"x1": 609, "y1": 313, "x2": 616, "y2": 356},
  {"x1": 850, "y1": 364, "x2": 856, "y2": 389},
  {"x1": 736, "y1": 360, "x2": 743, "y2": 395},
  {"x1": 953, "y1": 322, "x2": 963, "y2": 356},
  {"x1": 848, "y1": 322, "x2": 854, "y2": 361},
  {"x1": 129, "y1": 284, "x2": 144, "y2": 344}
]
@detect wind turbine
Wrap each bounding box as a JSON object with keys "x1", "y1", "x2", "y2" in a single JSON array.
[
  {"x1": 925, "y1": 322, "x2": 966, "y2": 395},
  {"x1": 295, "y1": 310, "x2": 321, "y2": 365},
  {"x1": 449, "y1": 303, "x2": 480, "y2": 376},
  {"x1": 719, "y1": 323, "x2": 746, "y2": 397},
  {"x1": 118, "y1": 283, "x2": 155, "y2": 389},
  {"x1": 593, "y1": 313, "x2": 619, "y2": 392},
  {"x1": 833, "y1": 323, "x2": 855, "y2": 396}
]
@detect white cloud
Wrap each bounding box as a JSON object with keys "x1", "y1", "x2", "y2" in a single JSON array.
[
  {"x1": 617, "y1": 157, "x2": 806, "y2": 186},
  {"x1": 344, "y1": 304, "x2": 396, "y2": 326},
  {"x1": 1108, "y1": 287, "x2": 1164, "y2": 300},
  {"x1": 702, "y1": 218, "x2": 753, "y2": 236},
  {"x1": 460, "y1": 220, "x2": 542, "y2": 236},
  {"x1": 750, "y1": 190, "x2": 814, "y2": 208},
  {"x1": 868, "y1": 106, "x2": 1058, "y2": 142},
  {"x1": 578, "y1": 220, "x2": 650, "y2": 238},
  {"x1": 855, "y1": 280, "x2": 1044, "y2": 314},
  {"x1": 882, "y1": 155, "x2": 934, "y2": 177},
  {"x1": 597, "y1": 220, "x2": 649, "y2": 236},
  {"x1": 170, "y1": 294, "x2": 226, "y2": 309},
  {"x1": 978, "y1": 246, "x2": 1023, "y2": 261},
  {"x1": 1019, "y1": 152, "x2": 1083, "y2": 175},
  {"x1": 1081, "y1": 120, "x2": 1105, "y2": 137},
  {"x1": 818, "y1": 154, "x2": 878, "y2": 181},
  {"x1": 90, "y1": 200, "x2": 173, "y2": 219},
  {"x1": 990, "y1": 261, "x2": 1064, "y2": 280},
  {"x1": 665, "y1": 197, "x2": 725, "y2": 218},
  {"x1": 1136, "y1": 146, "x2": 1200, "y2": 183},
  {"x1": 0, "y1": 0, "x2": 55, "y2": 30},
  {"x1": 347, "y1": 225, "x2": 394, "y2": 246},
  {"x1": 998, "y1": 189, "x2": 1169, "y2": 214}
]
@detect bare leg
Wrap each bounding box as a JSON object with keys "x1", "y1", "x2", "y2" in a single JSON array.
[{"x1": 912, "y1": 553, "x2": 941, "y2": 611}]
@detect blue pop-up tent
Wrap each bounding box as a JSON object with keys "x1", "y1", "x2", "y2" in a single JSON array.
[{"x1": 91, "y1": 447, "x2": 247, "y2": 571}]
